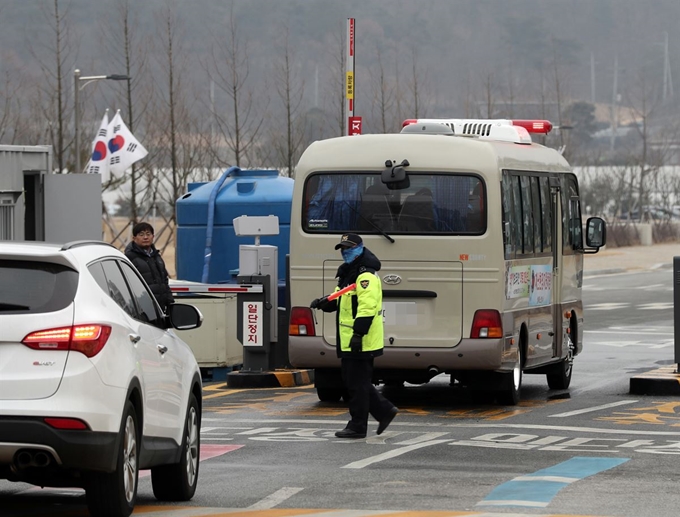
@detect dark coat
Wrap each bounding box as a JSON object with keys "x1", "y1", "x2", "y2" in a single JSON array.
[{"x1": 124, "y1": 241, "x2": 174, "y2": 311}]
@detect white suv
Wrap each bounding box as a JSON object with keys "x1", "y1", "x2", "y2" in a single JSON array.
[{"x1": 0, "y1": 240, "x2": 203, "y2": 517}]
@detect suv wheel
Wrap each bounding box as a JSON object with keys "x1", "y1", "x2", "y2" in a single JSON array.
[
  {"x1": 86, "y1": 400, "x2": 139, "y2": 517},
  {"x1": 151, "y1": 393, "x2": 201, "y2": 501}
]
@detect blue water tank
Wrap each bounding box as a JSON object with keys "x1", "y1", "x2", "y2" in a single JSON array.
[{"x1": 176, "y1": 169, "x2": 293, "y2": 284}]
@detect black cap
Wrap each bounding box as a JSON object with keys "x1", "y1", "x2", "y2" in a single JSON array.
[{"x1": 334, "y1": 233, "x2": 363, "y2": 250}]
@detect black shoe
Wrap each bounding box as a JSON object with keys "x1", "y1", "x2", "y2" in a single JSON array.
[
  {"x1": 377, "y1": 407, "x2": 399, "y2": 435},
  {"x1": 335, "y1": 428, "x2": 366, "y2": 439}
]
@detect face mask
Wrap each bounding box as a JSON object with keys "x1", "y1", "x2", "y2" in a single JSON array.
[{"x1": 341, "y1": 243, "x2": 364, "y2": 264}]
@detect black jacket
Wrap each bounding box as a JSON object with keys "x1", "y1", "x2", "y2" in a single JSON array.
[{"x1": 124, "y1": 241, "x2": 174, "y2": 311}]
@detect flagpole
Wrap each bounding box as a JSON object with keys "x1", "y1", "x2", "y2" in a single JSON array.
[{"x1": 73, "y1": 68, "x2": 130, "y2": 173}]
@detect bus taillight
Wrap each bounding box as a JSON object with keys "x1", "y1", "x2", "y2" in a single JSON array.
[
  {"x1": 470, "y1": 309, "x2": 503, "y2": 338},
  {"x1": 289, "y1": 307, "x2": 316, "y2": 336}
]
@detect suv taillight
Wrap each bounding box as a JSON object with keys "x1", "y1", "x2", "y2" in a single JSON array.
[
  {"x1": 470, "y1": 310, "x2": 502, "y2": 338},
  {"x1": 289, "y1": 307, "x2": 316, "y2": 336},
  {"x1": 22, "y1": 325, "x2": 112, "y2": 358}
]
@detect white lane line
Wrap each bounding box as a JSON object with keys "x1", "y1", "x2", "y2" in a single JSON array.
[
  {"x1": 549, "y1": 400, "x2": 638, "y2": 418},
  {"x1": 247, "y1": 487, "x2": 304, "y2": 509},
  {"x1": 585, "y1": 330, "x2": 674, "y2": 335},
  {"x1": 342, "y1": 439, "x2": 450, "y2": 469}
]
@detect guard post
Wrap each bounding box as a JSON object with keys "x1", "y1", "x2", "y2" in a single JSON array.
[{"x1": 231, "y1": 215, "x2": 279, "y2": 380}]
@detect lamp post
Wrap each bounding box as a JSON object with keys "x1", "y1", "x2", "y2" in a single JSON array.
[{"x1": 74, "y1": 68, "x2": 130, "y2": 173}]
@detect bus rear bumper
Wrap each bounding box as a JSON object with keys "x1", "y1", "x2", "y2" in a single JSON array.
[{"x1": 288, "y1": 336, "x2": 508, "y2": 372}]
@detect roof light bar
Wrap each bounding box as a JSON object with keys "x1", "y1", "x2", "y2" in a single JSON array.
[{"x1": 402, "y1": 118, "x2": 553, "y2": 134}]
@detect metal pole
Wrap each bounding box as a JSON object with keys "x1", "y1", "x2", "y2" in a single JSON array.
[
  {"x1": 74, "y1": 69, "x2": 81, "y2": 173},
  {"x1": 674, "y1": 257, "x2": 680, "y2": 371}
]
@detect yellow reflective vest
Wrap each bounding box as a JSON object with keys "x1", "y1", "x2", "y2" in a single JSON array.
[{"x1": 336, "y1": 270, "x2": 383, "y2": 354}]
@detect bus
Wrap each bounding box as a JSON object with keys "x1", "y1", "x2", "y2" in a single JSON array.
[{"x1": 287, "y1": 118, "x2": 606, "y2": 405}]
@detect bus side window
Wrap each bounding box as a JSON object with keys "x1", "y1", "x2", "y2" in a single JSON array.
[
  {"x1": 539, "y1": 176, "x2": 552, "y2": 253},
  {"x1": 561, "y1": 175, "x2": 582, "y2": 252},
  {"x1": 520, "y1": 175, "x2": 534, "y2": 255},
  {"x1": 530, "y1": 176, "x2": 542, "y2": 254},
  {"x1": 501, "y1": 173, "x2": 516, "y2": 258}
]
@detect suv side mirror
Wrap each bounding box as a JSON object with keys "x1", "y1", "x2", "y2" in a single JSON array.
[
  {"x1": 585, "y1": 216, "x2": 606, "y2": 251},
  {"x1": 167, "y1": 303, "x2": 203, "y2": 330}
]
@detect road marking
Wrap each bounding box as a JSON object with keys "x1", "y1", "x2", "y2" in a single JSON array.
[
  {"x1": 476, "y1": 456, "x2": 629, "y2": 508},
  {"x1": 585, "y1": 330, "x2": 674, "y2": 335},
  {"x1": 342, "y1": 439, "x2": 450, "y2": 469},
  {"x1": 247, "y1": 487, "x2": 304, "y2": 510},
  {"x1": 549, "y1": 400, "x2": 638, "y2": 418},
  {"x1": 201, "y1": 418, "x2": 680, "y2": 435},
  {"x1": 585, "y1": 302, "x2": 630, "y2": 310},
  {"x1": 639, "y1": 303, "x2": 674, "y2": 310}
]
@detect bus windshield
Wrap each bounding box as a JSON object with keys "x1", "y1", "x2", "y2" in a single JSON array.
[{"x1": 303, "y1": 172, "x2": 485, "y2": 235}]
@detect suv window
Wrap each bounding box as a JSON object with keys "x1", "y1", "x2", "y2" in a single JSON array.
[
  {"x1": 0, "y1": 259, "x2": 77, "y2": 313},
  {"x1": 96, "y1": 260, "x2": 137, "y2": 318},
  {"x1": 119, "y1": 261, "x2": 162, "y2": 324}
]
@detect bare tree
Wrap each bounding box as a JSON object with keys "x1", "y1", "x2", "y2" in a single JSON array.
[
  {"x1": 270, "y1": 28, "x2": 305, "y2": 177},
  {"x1": 620, "y1": 67, "x2": 680, "y2": 221},
  {"x1": 408, "y1": 46, "x2": 430, "y2": 119},
  {"x1": 205, "y1": 1, "x2": 265, "y2": 168},
  {"x1": 321, "y1": 21, "x2": 345, "y2": 138},
  {"x1": 369, "y1": 48, "x2": 394, "y2": 134},
  {"x1": 30, "y1": 0, "x2": 78, "y2": 172},
  {"x1": 99, "y1": 0, "x2": 152, "y2": 222},
  {"x1": 0, "y1": 63, "x2": 27, "y2": 144},
  {"x1": 147, "y1": 0, "x2": 205, "y2": 245}
]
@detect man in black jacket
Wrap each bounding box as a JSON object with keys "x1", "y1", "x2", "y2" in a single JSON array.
[{"x1": 125, "y1": 222, "x2": 174, "y2": 312}]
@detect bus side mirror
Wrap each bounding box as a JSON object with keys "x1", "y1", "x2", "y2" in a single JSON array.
[{"x1": 585, "y1": 217, "x2": 606, "y2": 250}]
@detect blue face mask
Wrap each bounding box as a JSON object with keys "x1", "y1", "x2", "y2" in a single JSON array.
[{"x1": 341, "y1": 243, "x2": 364, "y2": 264}]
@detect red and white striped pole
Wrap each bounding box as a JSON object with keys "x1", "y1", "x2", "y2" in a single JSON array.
[{"x1": 345, "y1": 18, "x2": 360, "y2": 136}]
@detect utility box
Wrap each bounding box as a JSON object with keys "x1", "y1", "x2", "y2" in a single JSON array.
[
  {"x1": 173, "y1": 291, "x2": 242, "y2": 368},
  {"x1": 0, "y1": 145, "x2": 102, "y2": 243}
]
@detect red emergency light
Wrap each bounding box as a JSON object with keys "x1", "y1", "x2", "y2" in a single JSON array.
[{"x1": 511, "y1": 120, "x2": 553, "y2": 134}]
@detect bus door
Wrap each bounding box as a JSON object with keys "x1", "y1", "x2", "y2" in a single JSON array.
[
  {"x1": 549, "y1": 175, "x2": 564, "y2": 359},
  {"x1": 524, "y1": 175, "x2": 554, "y2": 365}
]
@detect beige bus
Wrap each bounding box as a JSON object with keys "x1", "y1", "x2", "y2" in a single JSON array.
[{"x1": 287, "y1": 119, "x2": 606, "y2": 405}]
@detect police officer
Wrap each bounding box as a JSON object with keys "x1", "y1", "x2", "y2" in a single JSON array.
[{"x1": 310, "y1": 233, "x2": 398, "y2": 438}]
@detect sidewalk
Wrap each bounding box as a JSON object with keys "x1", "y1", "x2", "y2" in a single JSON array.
[{"x1": 584, "y1": 241, "x2": 680, "y2": 276}]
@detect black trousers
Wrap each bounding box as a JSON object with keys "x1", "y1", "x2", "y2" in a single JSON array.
[{"x1": 341, "y1": 355, "x2": 395, "y2": 434}]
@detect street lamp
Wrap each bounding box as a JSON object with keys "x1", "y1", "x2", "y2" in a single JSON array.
[{"x1": 74, "y1": 68, "x2": 130, "y2": 173}]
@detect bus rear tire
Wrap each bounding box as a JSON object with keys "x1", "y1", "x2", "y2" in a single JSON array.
[
  {"x1": 547, "y1": 331, "x2": 574, "y2": 390},
  {"x1": 497, "y1": 345, "x2": 523, "y2": 406}
]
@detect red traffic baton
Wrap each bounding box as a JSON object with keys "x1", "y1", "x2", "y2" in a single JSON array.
[{"x1": 326, "y1": 283, "x2": 356, "y2": 302}]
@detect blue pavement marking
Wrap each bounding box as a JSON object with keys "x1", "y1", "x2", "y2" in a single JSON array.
[{"x1": 477, "y1": 456, "x2": 630, "y2": 508}]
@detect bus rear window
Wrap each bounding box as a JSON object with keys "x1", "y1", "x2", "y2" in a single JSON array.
[{"x1": 303, "y1": 172, "x2": 485, "y2": 235}]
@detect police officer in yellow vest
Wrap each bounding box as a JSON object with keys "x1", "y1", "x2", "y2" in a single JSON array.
[{"x1": 310, "y1": 233, "x2": 398, "y2": 439}]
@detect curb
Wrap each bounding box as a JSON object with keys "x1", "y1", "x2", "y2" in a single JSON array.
[
  {"x1": 630, "y1": 366, "x2": 680, "y2": 396},
  {"x1": 226, "y1": 369, "x2": 314, "y2": 388}
]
